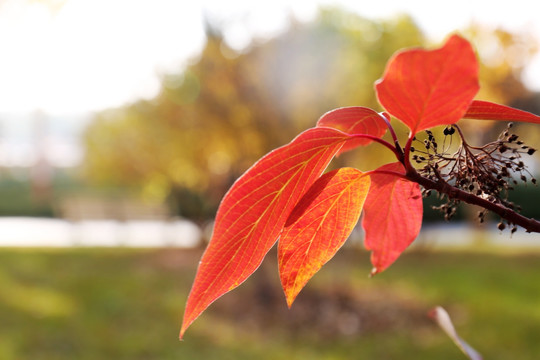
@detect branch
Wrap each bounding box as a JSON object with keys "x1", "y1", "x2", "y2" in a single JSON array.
[
  {"x1": 405, "y1": 167, "x2": 540, "y2": 233},
  {"x1": 351, "y1": 133, "x2": 403, "y2": 160}
]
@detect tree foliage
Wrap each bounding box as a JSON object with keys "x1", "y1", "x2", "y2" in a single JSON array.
[{"x1": 83, "y1": 10, "x2": 426, "y2": 218}]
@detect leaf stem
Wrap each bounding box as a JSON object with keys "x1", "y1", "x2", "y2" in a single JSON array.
[
  {"x1": 379, "y1": 112, "x2": 405, "y2": 159},
  {"x1": 351, "y1": 133, "x2": 402, "y2": 160},
  {"x1": 379, "y1": 112, "x2": 398, "y2": 142},
  {"x1": 402, "y1": 134, "x2": 415, "y2": 171}
]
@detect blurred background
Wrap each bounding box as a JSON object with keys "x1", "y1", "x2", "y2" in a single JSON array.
[{"x1": 1, "y1": 0, "x2": 540, "y2": 359}]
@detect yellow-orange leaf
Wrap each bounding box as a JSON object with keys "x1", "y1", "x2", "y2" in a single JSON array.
[{"x1": 278, "y1": 168, "x2": 370, "y2": 307}]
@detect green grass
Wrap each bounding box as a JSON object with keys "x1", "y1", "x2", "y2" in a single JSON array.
[{"x1": 0, "y1": 247, "x2": 539, "y2": 359}]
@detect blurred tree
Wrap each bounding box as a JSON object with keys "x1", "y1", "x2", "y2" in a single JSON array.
[
  {"x1": 84, "y1": 9, "x2": 425, "y2": 220},
  {"x1": 457, "y1": 25, "x2": 539, "y2": 191},
  {"x1": 83, "y1": 7, "x2": 537, "y2": 221},
  {"x1": 466, "y1": 26, "x2": 537, "y2": 105}
]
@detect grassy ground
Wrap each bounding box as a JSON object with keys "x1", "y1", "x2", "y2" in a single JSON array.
[{"x1": 0, "y1": 246, "x2": 539, "y2": 359}]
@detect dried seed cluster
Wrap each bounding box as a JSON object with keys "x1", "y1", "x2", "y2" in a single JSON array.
[{"x1": 411, "y1": 123, "x2": 537, "y2": 225}]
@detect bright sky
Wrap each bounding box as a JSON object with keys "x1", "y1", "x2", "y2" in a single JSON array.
[{"x1": 1, "y1": 0, "x2": 540, "y2": 116}]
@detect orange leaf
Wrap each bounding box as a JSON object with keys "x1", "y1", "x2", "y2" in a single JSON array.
[
  {"x1": 316, "y1": 107, "x2": 388, "y2": 154},
  {"x1": 278, "y1": 168, "x2": 370, "y2": 307},
  {"x1": 375, "y1": 34, "x2": 479, "y2": 134},
  {"x1": 180, "y1": 127, "x2": 355, "y2": 338},
  {"x1": 463, "y1": 100, "x2": 540, "y2": 123},
  {"x1": 362, "y1": 162, "x2": 423, "y2": 275}
]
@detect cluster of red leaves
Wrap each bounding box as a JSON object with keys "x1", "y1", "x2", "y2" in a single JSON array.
[{"x1": 180, "y1": 34, "x2": 540, "y2": 338}]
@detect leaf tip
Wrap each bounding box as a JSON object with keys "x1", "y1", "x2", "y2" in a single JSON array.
[
  {"x1": 179, "y1": 318, "x2": 192, "y2": 340},
  {"x1": 369, "y1": 267, "x2": 379, "y2": 277},
  {"x1": 285, "y1": 292, "x2": 297, "y2": 309}
]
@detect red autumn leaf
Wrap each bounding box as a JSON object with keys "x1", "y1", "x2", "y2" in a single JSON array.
[
  {"x1": 316, "y1": 107, "x2": 388, "y2": 154},
  {"x1": 278, "y1": 167, "x2": 370, "y2": 307},
  {"x1": 463, "y1": 100, "x2": 540, "y2": 123},
  {"x1": 362, "y1": 162, "x2": 423, "y2": 275},
  {"x1": 375, "y1": 34, "x2": 479, "y2": 134},
  {"x1": 180, "y1": 127, "x2": 356, "y2": 338}
]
